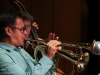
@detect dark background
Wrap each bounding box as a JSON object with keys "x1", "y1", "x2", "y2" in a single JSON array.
[{"x1": 0, "y1": 0, "x2": 100, "y2": 75}]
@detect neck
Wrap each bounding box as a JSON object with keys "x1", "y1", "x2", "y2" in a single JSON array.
[{"x1": 0, "y1": 38, "x2": 17, "y2": 47}]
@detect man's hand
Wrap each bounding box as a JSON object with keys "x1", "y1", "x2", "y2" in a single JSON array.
[
  {"x1": 32, "y1": 22, "x2": 39, "y2": 31},
  {"x1": 45, "y1": 40, "x2": 61, "y2": 59},
  {"x1": 47, "y1": 33, "x2": 59, "y2": 41}
]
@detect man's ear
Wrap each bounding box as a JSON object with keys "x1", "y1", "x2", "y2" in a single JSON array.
[{"x1": 5, "y1": 27, "x2": 12, "y2": 36}]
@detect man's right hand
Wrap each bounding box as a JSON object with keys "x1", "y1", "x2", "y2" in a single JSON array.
[{"x1": 45, "y1": 40, "x2": 62, "y2": 59}]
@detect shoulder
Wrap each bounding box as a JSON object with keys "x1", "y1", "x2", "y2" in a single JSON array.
[
  {"x1": 0, "y1": 48, "x2": 15, "y2": 63},
  {"x1": 0, "y1": 53, "x2": 14, "y2": 64}
]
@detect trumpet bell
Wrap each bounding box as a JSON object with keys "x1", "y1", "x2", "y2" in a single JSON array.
[{"x1": 93, "y1": 41, "x2": 100, "y2": 55}]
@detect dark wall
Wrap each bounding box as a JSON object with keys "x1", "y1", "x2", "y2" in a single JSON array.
[
  {"x1": 0, "y1": 0, "x2": 100, "y2": 75},
  {"x1": 86, "y1": 0, "x2": 99, "y2": 75}
]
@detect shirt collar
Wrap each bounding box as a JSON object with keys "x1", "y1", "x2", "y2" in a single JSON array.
[{"x1": 0, "y1": 42, "x2": 19, "y2": 52}]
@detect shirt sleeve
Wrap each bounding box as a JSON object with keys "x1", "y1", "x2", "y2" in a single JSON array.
[
  {"x1": 0, "y1": 51, "x2": 55, "y2": 75},
  {"x1": 34, "y1": 55, "x2": 54, "y2": 75}
]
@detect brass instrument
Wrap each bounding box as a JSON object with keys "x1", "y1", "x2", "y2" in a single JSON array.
[
  {"x1": 25, "y1": 38, "x2": 99, "y2": 74},
  {"x1": 26, "y1": 39, "x2": 100, "y2": 55}
]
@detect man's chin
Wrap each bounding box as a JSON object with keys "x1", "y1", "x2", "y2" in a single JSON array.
[{"x1": 20, "y1": 42, "x2": 24, "y2": 47}]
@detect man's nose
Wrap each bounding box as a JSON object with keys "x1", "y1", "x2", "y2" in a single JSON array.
[{"x1": 23, "y1": 29, "x2": 28, "y2": 35}]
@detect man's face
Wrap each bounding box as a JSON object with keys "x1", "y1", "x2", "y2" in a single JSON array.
[
  {"x1": 8, "y1": 17, "x2": 28, "y2": 47},
  {"x1": 24, "y1": 20, "x2": 31, "y2": 38}
]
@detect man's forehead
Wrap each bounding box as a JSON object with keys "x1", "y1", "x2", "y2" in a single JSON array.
[{"x1": 15, "y1": 17, "x2": 24, "y2": 25}]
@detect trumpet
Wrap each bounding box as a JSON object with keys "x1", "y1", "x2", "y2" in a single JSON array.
[
  {"x1": 25, "y1": 38, "x2": 100, "y2": 55},
  {"x1": 25, "y1": 38, "x2": 100, "y2": 73}
]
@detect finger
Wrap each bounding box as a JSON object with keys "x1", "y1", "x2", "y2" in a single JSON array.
[
  {"x1": 46, "y1": 40, "x2": 54, "y2": 46},
  {"x1": 55, "y1": 36, "x2": 59, "y2": 40},
  {"x1": 32, "y1": 22, "x2": 36, "y2": 26},
  {"x1": 52, "y1": 33, "x2": 55, "y2": 39},
  {"x1": 32, "y1": 22, "x2": 39, "y2": 30},
  {"x1": 56, "y1": 46, "x2": 62, "y2": 51},
  {"x1": 32, "y1": 22, "x2": 38, "y2": 27},
  {"x1": 33, "y1": 24, "x2": 38, "y2": 27},
  {"x1": 47, "y1": 40, "x2": 61, "y2": 48},
  {"x1": 38, "y1": 38, "x2": 43, "y2": 40},
  {"x1": 54, "y1": 41, "x2": 61, "y2": 47},
  {"x1": 46, "y1": 40, "x2": 58, "y2": 48},
  {"x1": 35, "y1": 26, "x2": 39, "y2": 30},
  {"x1": 47, "y1": 33, "x2": 52, "y2": 40},
  {"x1": 47, "y1": 33, "x2": 56, "y2": 40}
]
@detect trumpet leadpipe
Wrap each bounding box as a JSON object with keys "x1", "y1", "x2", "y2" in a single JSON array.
[{"x1": 25, "y1": 38, "x2": 100, "y2": 55}]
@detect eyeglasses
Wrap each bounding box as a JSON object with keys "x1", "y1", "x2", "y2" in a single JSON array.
[
  {"x1": 25, "y1": 25, "x2": 31, "y2": 30},
  {"x1": 25, "y1": 25, "x2": 31, "y2": 28},
  {"x1": 9, "y1": 26, "x2": 26, "y2": 33}
]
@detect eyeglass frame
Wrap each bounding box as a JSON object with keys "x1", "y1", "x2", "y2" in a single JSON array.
[{"x1": 9, "y1": 26, "x2": 27, "y2": 33}]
